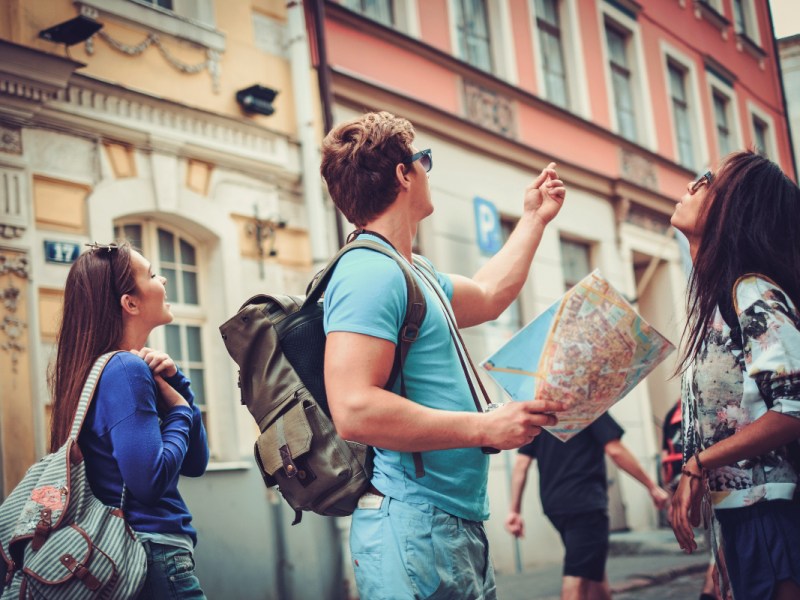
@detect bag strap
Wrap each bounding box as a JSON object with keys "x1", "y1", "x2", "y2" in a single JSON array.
[
  {"x1": 67, "y1": 351, "x2": 131, "y2": 509},
  {"x1": 68, "y1": 351, "x2": 123, "y2": 441},
  {"x1": 305, "y1": 236, "x2": 428, "y2": 476},
  {"x1": 413, "y1": 261, "x2": 500, "y2": 456}
]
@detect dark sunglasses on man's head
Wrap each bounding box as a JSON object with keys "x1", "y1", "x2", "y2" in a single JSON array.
[
  {"x1": 402, "y1": 148, "x2": 433, "y2": 173},
  {"x1": 689, "y1": 170, "x2": 714, "y2": 194}
]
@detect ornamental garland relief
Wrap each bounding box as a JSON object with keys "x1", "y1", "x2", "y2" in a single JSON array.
[{"x1": 0, "y1": 252, "x2": 29, "y2": 373}]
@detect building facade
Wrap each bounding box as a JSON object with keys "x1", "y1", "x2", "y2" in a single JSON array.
[
  {"x1": 312, "y1": 0, "x2": 795, "y2": 579},
  {"x1": 0, "y1": 1, "x2": 343, "y2": 598},
  {"x1": 779, "y1": 33, "x2": 800, "y2": 166}
]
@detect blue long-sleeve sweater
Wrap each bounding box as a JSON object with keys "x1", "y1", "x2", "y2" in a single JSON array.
[{"x1": 78, "y1": 352, "x2": 209, "y2": 545}]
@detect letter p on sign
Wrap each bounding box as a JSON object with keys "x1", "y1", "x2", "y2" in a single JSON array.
[{"x1": 473, "y1": 196, "x2": 502, "y2": 256}]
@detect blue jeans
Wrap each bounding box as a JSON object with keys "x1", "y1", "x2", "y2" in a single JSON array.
[
  {"x1": 138, "y1": 542, "x2": 206, "y2": 600},
  {"x1": 350, "y1": 494, "x2": 497, "y2": 599}
]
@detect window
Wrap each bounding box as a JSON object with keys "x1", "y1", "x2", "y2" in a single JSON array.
[
  {"x1": 606, "y1": 24, "x2": 637, "y2": 142},
  {"x1": 136, "y1": 0, "x2": 173, "y2": 9},
  {"x1": 668, "y1": 62, "x2": 695, "y2": 168},
  {"x1": 454, "y1": 0, "x2": 493, "y2": 72},
  {"x1": 752, "y1": 116, "x2": 769, "y2": 157},
  {"x1": 534, "y1": 0, "x2": 569, "y2": 108},
  {"x1": 115, "y1": 222, "x2": 210, "y2": 437},
  {"x1": 713, "y1": 92, "x2": 732, "y2": 157},
  {"x1": 342, "y1": 0, "x2": 394, "y2": 26},
  {"x1": 732, "y1": 0, "x2": 748, "y2": 36},
  {"x1": 560, "y1": 238, "x2": 591, "y2": 290},
  {"x1": 494, "y1": 218, "x2": 524, "y2": 329}
]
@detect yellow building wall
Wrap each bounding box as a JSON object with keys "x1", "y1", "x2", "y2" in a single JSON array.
[
  {"x1": 5, "y1": 0, "x2": 301, "y2": 138},
  {"x1": 0, "y1": 250, "x2": 35, "y2": 493}
]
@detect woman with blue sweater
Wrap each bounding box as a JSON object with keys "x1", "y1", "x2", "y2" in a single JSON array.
[{"x1": 48, "y1": 241, "x2": 209, "y2": 599}]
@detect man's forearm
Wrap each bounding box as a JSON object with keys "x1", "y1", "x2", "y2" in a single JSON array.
[
  {"x1": 472, "y1": 213, "x2": 545, "y2": 313},
  {"x1": 608, "y1": 441, "x2": 658, "y2": 491}
]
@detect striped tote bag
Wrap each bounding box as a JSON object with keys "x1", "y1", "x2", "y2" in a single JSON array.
[{"x1": 0, "y1": 352, "x2": 146, "y2": 599}]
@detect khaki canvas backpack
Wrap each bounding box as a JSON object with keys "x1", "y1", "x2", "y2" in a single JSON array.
[{"x1": 219, "y1": 239, "x2": 427, "y2": 524}]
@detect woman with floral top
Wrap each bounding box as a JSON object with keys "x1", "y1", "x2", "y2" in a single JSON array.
[{"x1": 670, "y1": 150, "x2": 800, "y2": 600}]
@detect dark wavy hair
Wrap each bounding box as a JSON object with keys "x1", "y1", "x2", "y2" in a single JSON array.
[
  {"x1": 48, "y1": 241, "x2": 137, "y2": 451},
  {"x1": 320, "y1": 111, "x2": 416, "y2": 227},
  {"x1": 680, "y1": 150, "x2": 800, "y2": 369}
]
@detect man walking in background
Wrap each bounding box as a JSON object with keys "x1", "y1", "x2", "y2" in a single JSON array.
[{"x1": 506, "y1": 412, "x2": 669, "y2": 600}]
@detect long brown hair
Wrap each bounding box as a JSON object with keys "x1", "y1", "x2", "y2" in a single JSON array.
[
  {"x1": 48, "y1": 242, "x2": 137, "y2": 451},
  {"x1": 680, "y1": 150, "x2": 800, "y2": 370}
]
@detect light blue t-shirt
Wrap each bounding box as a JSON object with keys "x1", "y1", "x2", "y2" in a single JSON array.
[{"x1": 323, "y1": 234, "x2": 489, "y2": 522}]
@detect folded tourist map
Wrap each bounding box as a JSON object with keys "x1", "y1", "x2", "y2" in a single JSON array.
[{"x1": 481, "y1": 270, "x2": 675, "y2": 441}]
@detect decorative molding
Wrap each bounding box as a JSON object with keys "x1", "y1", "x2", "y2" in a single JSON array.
[
  {"x1": 461, "y1": 80, "x2": 517, "y2": 140},
  {"x1": 48, "y1": 76, "x2": 294, "y2": 173},
  {"x1": 0, "y1": 125, "x2": 22, "y2": 155},
  {"x1": 693, "y1": 0, "x2": 730, "y2": 38},
  {"x1": 620, "y1": 149, "x2": 658, "y2": 191},
  {"x1": 0, "y1": 168, "x2": 26, "y2": 238},
  {"x1": 86, "y1": 30, "x2": 221, "y2": 93},
  {"x1": 77, "y1": 1, "x2": 225, "y2": 51},
  {"x1": 0, "y1": 251, "x2": 29, "y2": 373},
  {"x1": 0, "y1": 40, "x2": 84, "y2": 121},
  {"x1": 625, "y1": 204, "x2": 672, "y2": 234}
]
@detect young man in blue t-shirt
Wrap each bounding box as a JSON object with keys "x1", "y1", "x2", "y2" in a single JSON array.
[{"x1": 320, "y1": 110, "x2": 567, "y2": 598}]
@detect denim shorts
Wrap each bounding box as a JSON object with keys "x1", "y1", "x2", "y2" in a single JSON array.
[
  {"x1": 138, "y1": 542, "x2": 207, "y2": 600},
  {"x1": 350, "y1": 494, "x2": 496, "y2": 599}
]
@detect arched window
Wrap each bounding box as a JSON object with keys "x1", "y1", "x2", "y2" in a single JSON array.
[{"x1": 115, "y1": 222, "x2": 210, "y2": 442}]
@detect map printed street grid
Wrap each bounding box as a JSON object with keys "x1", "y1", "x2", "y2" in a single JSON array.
[{"x1": 482, "y1": 270, "x2": 675, "y2": 441}]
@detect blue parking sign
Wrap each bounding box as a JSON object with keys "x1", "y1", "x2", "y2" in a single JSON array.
[{"x1": 473, "y1": 196, "x2": 501, "y2": 256}]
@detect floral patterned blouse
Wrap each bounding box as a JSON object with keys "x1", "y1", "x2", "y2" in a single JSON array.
[{"x1": 682, "y1": 274, "x2": 800, "y2": 510}]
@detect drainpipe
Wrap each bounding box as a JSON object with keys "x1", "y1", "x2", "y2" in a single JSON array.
[
  {"x1": 287, "y1": 0, "x2": 333, "y2": 265},
  {"x1": 308, "y1": 0, "x2": 347, "y2": 249}
]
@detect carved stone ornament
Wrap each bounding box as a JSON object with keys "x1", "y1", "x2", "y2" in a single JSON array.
[
  {"x1": 0, "y1": 125, "x2": 22, "y2": 155},
  {"x1": 620, "y1": 148, "x2": 658, "y2": 191},
  {"x1": 0, "y1": 251, "x2": 29, "y2": 373},
  {"x1": 462, "y1": 80, "x2": 517, "y2": 139}
]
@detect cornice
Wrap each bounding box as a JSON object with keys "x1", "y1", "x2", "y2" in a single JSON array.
[
  {"x1": 33, "y1": 74, "x2": 301, "y2": 182},
  {"x1": 330, "y1": 68, "x2": 680, "y2": 219},
  {"x1": 0, "y1": 40, "x2": 85, "y2": 121}
]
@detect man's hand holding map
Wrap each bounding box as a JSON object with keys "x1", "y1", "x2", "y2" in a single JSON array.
[{"x1": 482, "y1": 270, "x2": 675, "y2": 441}]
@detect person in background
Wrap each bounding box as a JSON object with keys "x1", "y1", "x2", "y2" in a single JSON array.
[
  {"x1": 670, "y1": 150, "x2": 800, "y2": 600},
  {"x1": 49, "y1": 241, "x2": 209, "y2": 599},
  {"x1": 506, "y1": 411, "x2": 669, "y2": 600},
  {"x1": 661, "y1": 400, "x2": 719, "y2": 600}
]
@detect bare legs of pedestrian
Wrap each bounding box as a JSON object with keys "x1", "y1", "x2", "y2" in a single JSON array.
[{"x1": 561, "y1": 575, "x2": 611, "y2": 600}]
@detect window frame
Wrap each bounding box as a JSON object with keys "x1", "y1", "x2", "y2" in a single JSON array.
[
  {"x1": 114, "y1": 219, "x2": 216, "y2": 456},
  {"x1": 448, "y1": 0, "x2": 517, "y2": 81},
  {"x1": 598, "y1": 3, "x2": 656, "y2": 150},
  {"x1": 660, "y1": 41, "x2": 710, "y2": 170},
  {"x1": 746, "y1": 101, "x2": 777, "y2": 160},
  {"x1": 705, "y1": 71, "x2": 743, "y2": 162},
  {"x1": 559, "y1": 237, "x2": 594, "y2": 291},
  {"x1": 732, "y1": 0, "x2": 761, "y2": 45}
]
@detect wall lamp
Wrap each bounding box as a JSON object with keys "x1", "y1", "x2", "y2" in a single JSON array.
[
  {"x1": 236, "y1": 85, "x2": 279, "y2": 116},
  {"x1": 38, "y1": 15, "x2": 103, "y2": 46}
]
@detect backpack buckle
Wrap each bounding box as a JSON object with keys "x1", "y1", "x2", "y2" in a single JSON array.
[
  {"x1": 31, "y1": 508, "x2": 52, "y2": 551},
  {"x1": 400, "y1": 323, "x2": 419, "y2": 343},
  {"x1": 279, "y1": 445, "x2": 300, "y2": 479}
]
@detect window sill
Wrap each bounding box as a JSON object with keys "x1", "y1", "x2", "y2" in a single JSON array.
[
  {"x1": 693, "y1": 0, "x2": 730, "y2": 35},
  {"x1": 77, "y1": 0, "x2": 226, "y2": 52},
  {"x1": 203, "y1": 460, "x2": 252, "y2": 472},
  {"x1": 736, "y1": 33, "x2": 766, "y2": 61}
]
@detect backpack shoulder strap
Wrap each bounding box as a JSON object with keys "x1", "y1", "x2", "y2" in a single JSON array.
[
  {"x1": 303, "y1": 240, "x2": 427, "y2": 361},
  {"x1": 68, "y1": 351, "x2": 123, "y2": 441}
]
